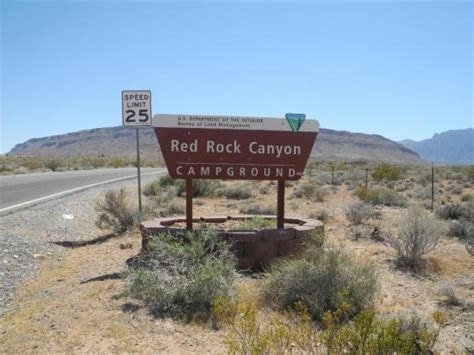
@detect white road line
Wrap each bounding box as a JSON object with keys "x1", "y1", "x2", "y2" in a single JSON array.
[{"x1": 0, "y1": 171, "x2": 164, "y2": 213}]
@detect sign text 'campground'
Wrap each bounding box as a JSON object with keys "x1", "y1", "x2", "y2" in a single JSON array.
[{"x1": 153, "y1": 114, "x2": 319, "y2": 180}]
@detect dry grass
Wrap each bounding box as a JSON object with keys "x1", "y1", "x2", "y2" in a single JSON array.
[{"x1": 0, "y1": 231, "x2": 226, "y2": 353}]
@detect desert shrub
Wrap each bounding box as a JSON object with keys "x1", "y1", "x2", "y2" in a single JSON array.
[
  {"x1": 240, "y1": 204, "x2": 275, "y2": 215},
  {"x1": 129, "y1": 228, "x2": 235, "y2": 319},
  {"x1": 44, "y1": 159, "x2": 62, "y2": 172},
  {"x1": 308, "y1": 170, "x2": 331, "y2": 185},
  {"x1": 313, "y1": 186, "x2": 332, "y2": 202},
  {"x1": 464, "y1": 199, "x2": 474, "y2": 219},
  {"x1": 388, "y1": 206, "x2": 445, "y2": 270},
  {"x1": 439, "y1": 285, "x2": 463, "y2": 307},
  {"x1": 447, "y1": 184, "x2": 463, "y2": 195},
  {"x1": 320, "y1": 302, "x2": 439, "y2": 354},
  {"x1": 143, "y1": 180, "x2": 162, "y2": 197},
  {"x1": 289, "y1": 200, "x2": 299, "y2": 210},
  {"x1": 263, "y1": 247, "x2": 377, "y2": 322},
  {"x1": 292, "y1": 182, "x2": 315, "y2": 198},
  {"x1": 414, "y1": 185, "x2": 432, "y2": 200},
  {"x1": 95, "y1": 188, "x2": 136, "y2": 233},
  {"x1": 144, "y1": 175, "x2": 220, "y2": 198},
  {"x1": 213, "y1": 297, "x2": 315, "y2": 354},
  {"x1": 355, "y1": 186, "x2": 407, "y2": 207},
  {"x1": 371, "y1": 164, "x2": 403, "y2": 182},
  {"x1": 415, "y1": 171, "x2": 432, "y2": 186},
  {"x1": 161, "y1": 186, "x2": 179, "y2": 200},
  {"x1": 143, "y1": 175, "x2": 175, "y2": 196},
  {"x1": 216, "y1": 184, "x2": 252, "y2": 200},
  {"x1": 461, "y1": 193, "x2": 473, "y2": 202},
  {"x1": 437, "y1": 203, "x2": 465, "y2": 220},
  {"x1": 448, "y1": 220, "x2": 474, "y2": 240},
  {"x1": 341, "y1": 170, "x2": 366, "y2": 186},
  {"x1": 258, "y1": 184, "x2": 270, "y2": 195},
  {"x1": 213, "y1": 296, "x2": 438, "y2": 354},
  {"x1": 160, "y1": 199, "x2": 185, "y2": 217},
  {"x1": 344, "y1": 202, "x2": 378, "y2": 226},
  {"x1": 466, "y1": 166, "x2": 474, "y2": 180},
  {"x1": 179, "y1": 179, "x2": 221, "y2": 197},
  {"x1": 308, "y1": 208, "x2": 330, "y2": 222},
  {"x1": 13, "y1": 167, "x2": 29, "y2": 174},
  {"x1": 108, "y1": 158, "x2": 127, "y2": 168},
  {"x1": 22, "y1": 158, "x2": 42, "y2": 171},
  {"x1": 466, "y1": 237, "x2": 474, "y2": 256}
]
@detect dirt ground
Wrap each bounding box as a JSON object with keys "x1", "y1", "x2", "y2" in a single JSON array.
[
  {"x1": 0, "y1": 230, "x2": 227, "y2": 353},
  {"x1": 1, "y1": 174, "x2": 473, "y2": 353}
]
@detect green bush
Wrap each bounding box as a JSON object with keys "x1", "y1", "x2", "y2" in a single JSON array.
[
  {"x1": 388, "y1": 206, "x2": 445, "y2": 270},
  {"x1": 355, "y1": 186, "x2": 407, "y2": 207},
  {"x1": 216, "y1": 184, "x2": 252, "y2": 200},
  {"x1": 263, "y1": 247, "x2": 377, "y2": 322},
  {"x1": 128, "y1": 228, "x2": 235, "y2": 319},
  {"x1": 143, "y1": 175, "x2": 175, "y2": 196},
  {"x1": 214, "y1": 292, "x2": 439, "y2": 354},
  {"x1": 95, "y1": 188, "x2": 136, "y2": 233},
  {"x1": 235, "y1": 216, "x2": 274, "y2": 230},
  {"x1": 371, "y1": 164, "x2": 403, "y2": 182}
]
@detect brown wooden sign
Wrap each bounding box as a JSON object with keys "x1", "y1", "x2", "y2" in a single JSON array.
[{"x1": 153, "y1": 114, "x2": 319, "y2": 180}]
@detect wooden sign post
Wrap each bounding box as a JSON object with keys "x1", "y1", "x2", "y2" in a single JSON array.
[
  {"x1": 186, "y1": 178, "x2": 193, "y2": 230},
  {"x1": 152, "y1": 114, "x2": 319, "y2": 230}
]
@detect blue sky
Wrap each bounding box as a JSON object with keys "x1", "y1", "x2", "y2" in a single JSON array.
[{"x1": 1, "y1": 0, "x2": 472, "y2": 153}]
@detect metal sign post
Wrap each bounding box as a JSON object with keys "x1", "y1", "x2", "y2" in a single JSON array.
[
  {"x1": 136, "y1": 128, "x2": 142, "y2": 212},
  {"x1": 121, "y1": 90, "x2": 152, "y2": 213}
]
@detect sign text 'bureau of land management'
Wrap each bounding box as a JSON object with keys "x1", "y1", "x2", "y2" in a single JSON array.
[{"x1": 153, "y1": 114, "x2": 319, "y2": 180}]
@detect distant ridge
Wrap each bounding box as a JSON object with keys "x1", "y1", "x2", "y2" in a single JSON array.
[
  {"x1": 8, "y1": 126, "x2": 424, "y2": 165},
  {"x1": 399, "y1": 128, "x2": 473, "y2": 165}
]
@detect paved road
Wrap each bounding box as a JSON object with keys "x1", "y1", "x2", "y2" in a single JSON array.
[{"x1": 0, "y1": 168, "x2": 165, "y2": 213}]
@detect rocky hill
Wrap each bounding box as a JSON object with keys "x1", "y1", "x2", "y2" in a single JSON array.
[
  {"x1": 8, "y1": 126, "x2": 424, "y2": 165},
  {"x1": 399, "y1": 128, "x2": 473, "y2": 165}
]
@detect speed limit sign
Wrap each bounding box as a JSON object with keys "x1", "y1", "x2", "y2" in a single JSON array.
[{"x1": 122, "y1": 90, "x2": 152, "y2": 126}]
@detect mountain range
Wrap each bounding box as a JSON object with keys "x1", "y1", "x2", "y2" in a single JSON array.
[
  {"x1": 8, "y1": 126, "x2": 424, "y2": 165},
  {"x1": 399, "y1": 128, "x2": 473, "y2": 165}
]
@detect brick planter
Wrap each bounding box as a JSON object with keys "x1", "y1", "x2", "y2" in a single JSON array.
[{"x1": 139, "y1": 215, "x2": 324, "y2": 270}]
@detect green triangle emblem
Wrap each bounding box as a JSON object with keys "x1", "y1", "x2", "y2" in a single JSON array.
[{"x1": 285, "y1": 113, "x2": 306, "y2": 132}]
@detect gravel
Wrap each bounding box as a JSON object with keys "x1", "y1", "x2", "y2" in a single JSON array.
[{"x1": 0, "y1": 175, "x2": 158, "y2": 314}]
